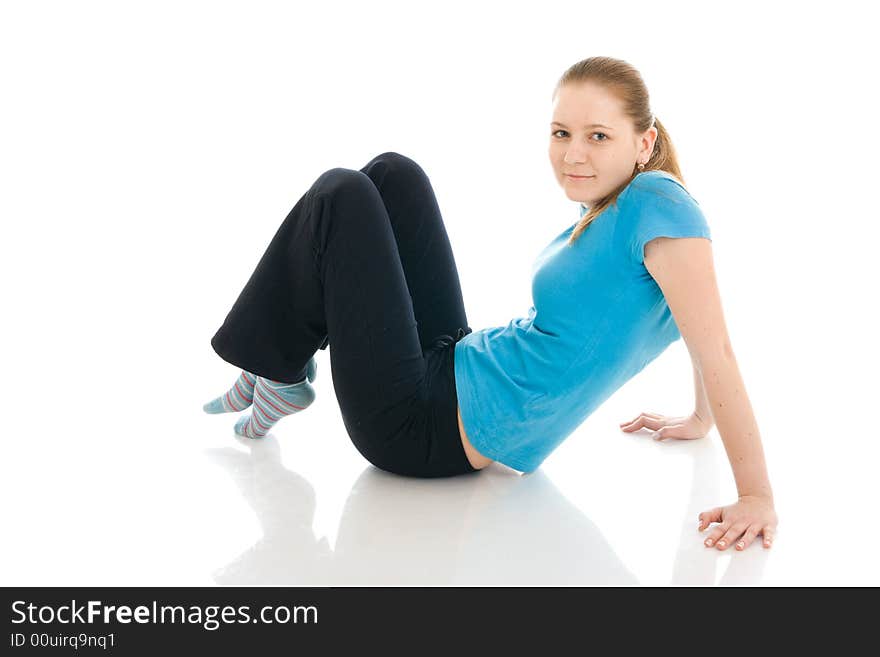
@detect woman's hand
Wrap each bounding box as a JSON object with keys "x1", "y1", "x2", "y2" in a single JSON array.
[
  {"x1": 618, "y1": 410, "x2": 713, "y2": 441},
  {"x1": 698, "y1": 495, "x2": 778, "y2": 550}
]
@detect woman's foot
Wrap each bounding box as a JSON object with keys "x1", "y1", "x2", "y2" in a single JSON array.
[
  {"x1": 233, "y1": 375, "x2": 317, "y2": 438},
  {"x1": 202, "y1": 370, "x2": 257, "y2": 414},
  {"x1": 203, "y1": 357, "x2": 317, "y2": 415}
]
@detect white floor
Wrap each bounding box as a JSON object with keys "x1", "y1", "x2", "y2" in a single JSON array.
[{"x1": 3, "y1": 321, "x2": 878, "y2": 586}]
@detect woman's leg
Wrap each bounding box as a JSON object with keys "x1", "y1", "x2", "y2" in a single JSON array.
[
  {"x1": 210, "y1": 176, "x2": 332, "y2": 385},
  {"x1": 357, "y1": 152, "x2": 470, "y2": 348},
  {"x1": 210, "y1": 153, "x2": 471, "y2": 472}
]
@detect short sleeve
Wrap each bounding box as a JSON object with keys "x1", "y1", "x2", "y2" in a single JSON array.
[{"x1": 626, "y1": 176, "x2": 712, "y2": 266}]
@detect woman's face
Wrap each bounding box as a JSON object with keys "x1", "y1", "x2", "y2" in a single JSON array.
[{"x1": 548, "y1": 81, "x2": 657, "y2": 207}]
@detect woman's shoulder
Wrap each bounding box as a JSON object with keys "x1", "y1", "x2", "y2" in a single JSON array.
[{"x1": 627, "y1": 170, "x2": 693, "y2": 204}]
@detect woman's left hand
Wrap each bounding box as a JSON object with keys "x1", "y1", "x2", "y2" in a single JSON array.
[{"x1": 698, "y1": 495, "x2": 778, "y2": 551}]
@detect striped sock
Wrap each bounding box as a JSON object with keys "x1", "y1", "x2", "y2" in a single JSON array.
[
  {"x1": 203, "y1": 370, "x2": 257, "y2": 414},
  {"x1": 234, "y1": 375, "x2": 316, "y2": 438},
  {"x1": 203, "y1": 357, "x2": 318, "y2": 415}
]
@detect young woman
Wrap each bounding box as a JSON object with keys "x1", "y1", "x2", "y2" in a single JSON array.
[{"x1": 204, "y1": 56, "x2": 778, "y2": 552}]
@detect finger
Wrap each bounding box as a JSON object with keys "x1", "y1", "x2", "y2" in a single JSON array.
[
  {"x1": 762, "y1": 526, "x2": 775, "y2": 548},
  {"x1": 621, "y1": 412, "x2": 663, "y2": 424},
  {"x1": 654, "y1": 423, "x2": 685, "y2": 441},
  {"x1": 697, "y1": 508, "x2": 722, "y2": 532},
  {"x1": 715, "y1": 523, "x2": 748, "y2": 550},
  {"x1": 620, "y1": 416, "x2": 647, "y2": 431},
  {"x1": 703, "y1": 524, "x2": 728, "y2": 547},
  {"x1": 621, "y1": 416, "x2": 665, "y2": 433},
  {"x1": 703, "y1": 522, "x2": 730, "y2": 547},
  {"x1": 619, "y1": 412, "x2": 663, "y2": 429},
  {"x1": 735, "y1": 525, "x2": 761, "y2": 551}
]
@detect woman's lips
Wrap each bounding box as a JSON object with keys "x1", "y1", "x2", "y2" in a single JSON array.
[{"x1": 566, "y1": 174, "x2": 594, "y2": 180}]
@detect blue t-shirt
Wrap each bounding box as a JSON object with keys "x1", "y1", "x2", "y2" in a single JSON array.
[{"x1": 453, "y1": 170, "x2": 712, "y2": 473}]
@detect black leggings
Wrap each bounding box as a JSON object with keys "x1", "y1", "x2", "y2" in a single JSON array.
[{"x1": 210, "y1": 152, "x2": 479, "y2": 478}]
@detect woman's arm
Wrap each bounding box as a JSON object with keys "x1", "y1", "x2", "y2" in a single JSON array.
[
  {"x1": 644, "y1": 236, "x2": 773, "y2": 501},
  {"x1": 645, "y1": 236, "x2": 776, "y2": 550},
  {"x1": 693, "y1": 341, "x2": 773, "y2": 499},
  {"x1": 692, "y1": 359, "x2": 713, "y2": 430}
]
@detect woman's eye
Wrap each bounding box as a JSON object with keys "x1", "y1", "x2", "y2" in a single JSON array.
[{"x1": 551, "y1": 130, "x2": 607, "y2": 141}]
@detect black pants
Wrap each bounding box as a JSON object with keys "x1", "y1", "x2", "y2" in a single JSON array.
[{"x1": 210, "y1": 152, "x2": 479, "y2": 478}]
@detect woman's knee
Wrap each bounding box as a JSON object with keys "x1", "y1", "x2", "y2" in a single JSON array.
[
  {"x1": 307, "y1": 168, "x2": 386, "y2": 252},
  {"x1": 312, "y1": 167, "x2": 376, "y2": 201},
  {"x1": 367, "y1": 151, "x2": 428, "y2": 184},
  {"x1": 374, "y1": 150, "x2": 422, "y2": 170}
]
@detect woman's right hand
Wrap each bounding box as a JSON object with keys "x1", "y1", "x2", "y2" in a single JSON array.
[{"x1": 618, "y1": 411, "x2": 713, "y2": 441}]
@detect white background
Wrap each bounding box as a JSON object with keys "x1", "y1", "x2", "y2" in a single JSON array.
[{"x1": 1, "y1": 0, "x2": 878, "y2": 585}]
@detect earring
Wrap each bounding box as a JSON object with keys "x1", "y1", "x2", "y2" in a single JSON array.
[{"x1": 637, "y1": 162, "x2": 645, "y2": 170}]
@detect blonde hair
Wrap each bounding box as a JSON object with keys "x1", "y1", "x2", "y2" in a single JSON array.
[{"x1": 553, "y1": 56, "x2": 686, "y2": 245}]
